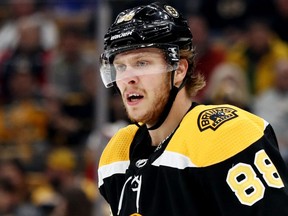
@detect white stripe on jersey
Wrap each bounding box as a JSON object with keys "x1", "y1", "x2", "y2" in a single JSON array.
[
  {"x1": 98, "y1": 161, "x2": 130, "y2": 186},
  {"x1": 152, "y1": 151, "x2": 197, "y2": 169}
]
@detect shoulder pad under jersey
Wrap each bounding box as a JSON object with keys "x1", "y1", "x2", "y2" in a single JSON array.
[
  {"x1": 99, "y1": 124, "x2": 138, "y2": 167},
  {"x1": 166, "y1": 104, "x2": 267, "y2": 167}
]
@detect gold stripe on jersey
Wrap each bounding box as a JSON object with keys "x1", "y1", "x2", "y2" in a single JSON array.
[
  {"x1": 99, "y1": 124, "x2": 138, "y2": 167},
  {"x1": 166, "y1": 104, "x2": 266, "y2": 167}
]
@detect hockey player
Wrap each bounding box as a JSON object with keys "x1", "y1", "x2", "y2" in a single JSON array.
[{"x1": 98, "y1": 2, "x2": 288, "y2": 215}]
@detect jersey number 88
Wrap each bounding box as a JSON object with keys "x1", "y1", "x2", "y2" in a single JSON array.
[{"x1": 226, "y1": 150, "x2": 284, "y2": 206}]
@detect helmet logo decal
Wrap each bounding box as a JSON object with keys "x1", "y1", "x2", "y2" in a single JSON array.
[
  {"x1": 116, "y1": 10, "x2": 136, "y2": 24},
  {"x1": 168, "y1": 47, "x2": 179, "y2": 61},
  {"x1": 164, "y1": 5, "x2": 179, "y2": 18},
  {"x1": 111, "y1": 30, "x2": 133, "y2": 40},
  {"x1": 197, "y1": 107, "x2": 238, "y2": 131}
]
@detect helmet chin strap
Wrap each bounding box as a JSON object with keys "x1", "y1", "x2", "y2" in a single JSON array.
[
  {"x1": 146, "y1": 85, "x2": 178, "y2": 130},
  {"x1": 146, "y1": 70, "x2": 186, "y2": 130}
]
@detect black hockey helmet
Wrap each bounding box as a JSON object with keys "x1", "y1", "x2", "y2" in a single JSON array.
[{"x1": 100, "y1": 1, "x2": 193, "y2": 88}]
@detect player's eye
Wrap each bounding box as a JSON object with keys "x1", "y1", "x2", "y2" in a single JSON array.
[
  {"x1": 136, "y1": 61, "x2": 149, "y2": 68},
  {"x1": 114, "y1": 64, "x2": 126, "y2": 72}
]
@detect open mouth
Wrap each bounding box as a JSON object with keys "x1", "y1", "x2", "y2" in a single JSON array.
[{"x1": 127, "y1": 93, "x2": 144, "y2": 102}]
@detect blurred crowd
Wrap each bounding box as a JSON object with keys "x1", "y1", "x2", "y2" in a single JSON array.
[{"x1": 0, "y1": 0, "x2": 287, "y2": 215}]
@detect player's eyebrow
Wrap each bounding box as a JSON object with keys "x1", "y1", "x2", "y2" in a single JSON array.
[{"x1": 114, "y1": 49, "x2": 161, "y2": 63}]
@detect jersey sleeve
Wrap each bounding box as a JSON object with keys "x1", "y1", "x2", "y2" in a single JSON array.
[
  {"x1": 97, "y1": 124, "x2": 138, "y2": 206},
  {"x1": 196, "y1": 123, "x2": 288, "y2": 215},
  {"x1": 173, "y1": 104, "x2": 288, "y2": 215}
]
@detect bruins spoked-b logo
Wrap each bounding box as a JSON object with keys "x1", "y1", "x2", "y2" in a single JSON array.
[
  {"x1": 198, "y1": 107, "x2": 238, "y2": 131},
  {"x1": 164, "y1": 5, "x2": 179, "y2": 18}
]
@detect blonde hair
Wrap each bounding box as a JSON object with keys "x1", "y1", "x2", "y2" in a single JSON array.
[{"x1": 180, "y1": 47, "x2": 206, "y2": 97}]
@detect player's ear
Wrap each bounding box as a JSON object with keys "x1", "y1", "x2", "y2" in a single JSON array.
[{"x1": 174, "y1": 59, "x2": 188, "y2": 87}]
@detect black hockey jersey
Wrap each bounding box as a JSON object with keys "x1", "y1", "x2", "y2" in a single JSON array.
[{"x1": 98, "y1": 104, "x2": 288, "y2": 216}]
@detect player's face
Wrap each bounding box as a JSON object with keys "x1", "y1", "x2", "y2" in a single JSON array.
[{"x1": 114, "y1": 48, "x2": 171, "y2": 125}]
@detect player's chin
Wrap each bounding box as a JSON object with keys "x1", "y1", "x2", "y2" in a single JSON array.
[{"x1": 127, "y1": 110, "x2": 150, "y2": 124}]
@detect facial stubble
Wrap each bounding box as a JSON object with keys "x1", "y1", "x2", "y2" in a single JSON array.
[{"x1": 125, "y1": 76, "x2": 171, "y2": 125}]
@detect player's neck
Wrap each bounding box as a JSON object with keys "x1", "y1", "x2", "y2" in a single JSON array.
[{"x1": 149, "y1": 90, "x2": 192, "y2": 146}]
